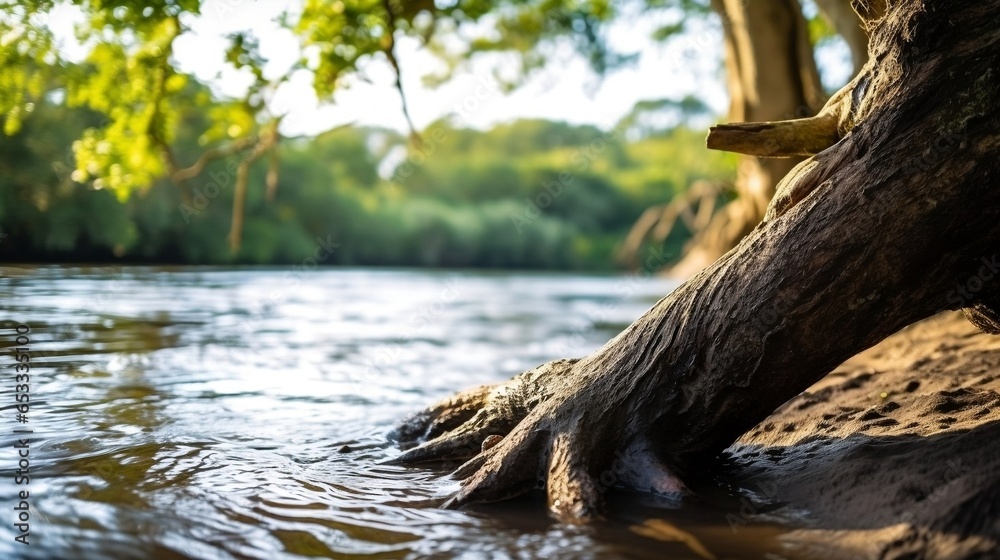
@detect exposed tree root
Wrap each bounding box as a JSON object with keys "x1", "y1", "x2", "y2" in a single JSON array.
[
  {"x1": 390, "y1": 0, "x2": 1000, "y2": 526},
  {"x1": 390, "y1": 356, "x2": 687, "y2": 522},
  {"x1": 965, "y1": 304, "x2": 1000, "y2": 335},
  {"x1": 388, "y1": 359, "x2": 578, "y2": 461}
]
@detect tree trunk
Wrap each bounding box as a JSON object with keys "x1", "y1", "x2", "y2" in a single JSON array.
[
  {"x1": 815, "y1": 0, "x2": 871, "y2": 73},
  {"x1": 392, "y1": 0, "x2": 1000, "y2": 524},
  {"x1": 668, "y1": 0, "x2": 827, "y2": 278}
]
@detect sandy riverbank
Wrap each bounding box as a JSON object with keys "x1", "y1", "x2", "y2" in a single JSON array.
[{"x1": 725, "y1": 312, "x2": 1000, "y2": 560}]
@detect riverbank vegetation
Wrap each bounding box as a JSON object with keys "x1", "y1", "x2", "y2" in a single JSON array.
[{"x1": 0, "y1": 94, "x2": 734, "y2": 268}]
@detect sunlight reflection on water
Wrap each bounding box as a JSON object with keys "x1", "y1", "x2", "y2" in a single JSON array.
[{"x1": 0, "y1": 266, "x2": 790, "y2": 559}]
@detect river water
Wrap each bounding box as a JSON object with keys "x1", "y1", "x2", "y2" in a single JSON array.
[{"x1": 0, "y1": 266, "x2": 796, "y2": 559}]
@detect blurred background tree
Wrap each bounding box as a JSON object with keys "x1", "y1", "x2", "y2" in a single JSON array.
[
  {"x1": 617, "y1": 0, "x2": 870, "y2": 276},
  {"x1": 0, "y1": 0, "x2": 865, "y2": 271}
]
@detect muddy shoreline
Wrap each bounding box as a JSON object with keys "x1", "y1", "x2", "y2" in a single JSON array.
[{"x1": 724, "y1": 312, "x2": 1000, "y2": 559}]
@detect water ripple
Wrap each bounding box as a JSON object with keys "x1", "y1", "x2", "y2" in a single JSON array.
[{"x1": 0, "y1": 267, "x2": 791, "y2": 559}]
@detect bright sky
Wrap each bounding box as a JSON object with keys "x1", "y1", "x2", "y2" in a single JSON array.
[{"x1": 42, "y1": 0, "x2": 850, "y2": 137}]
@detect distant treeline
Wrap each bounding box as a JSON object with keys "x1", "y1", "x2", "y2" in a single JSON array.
[{"x1": 0, "y1": 99, "x2": 735, "y2": 269}]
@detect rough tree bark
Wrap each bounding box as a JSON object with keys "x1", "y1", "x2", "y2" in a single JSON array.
[{"x1": 391, "y1": 0, "x2": 1000, "y2": 523}]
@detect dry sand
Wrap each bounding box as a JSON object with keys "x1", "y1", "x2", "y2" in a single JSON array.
[{"x1": 724, "y1": 312, "x2": 1000, "y2": 560}]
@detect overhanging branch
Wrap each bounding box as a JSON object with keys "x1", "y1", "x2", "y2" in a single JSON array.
[
  {"x1": 383, "y1": 0, "x2": 421, "y2": 144},
  {"x1": 172, "y1": 136, "x2": 259, "y2": 182}
]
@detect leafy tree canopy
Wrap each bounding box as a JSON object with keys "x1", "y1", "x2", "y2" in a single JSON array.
[
  {"x1": 1, "y1": 0, "x2": 694, "y2": 200},
  {"x1": 0, "y1": 0, "x2": 839, "y2": 253}
]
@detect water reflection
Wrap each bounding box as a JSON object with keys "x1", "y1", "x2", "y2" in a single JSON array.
[{"x1": 1, "y1": 267, "x2": 791, "y2": 559}]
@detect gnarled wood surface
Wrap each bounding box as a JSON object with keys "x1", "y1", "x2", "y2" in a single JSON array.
[{"x1": 392, "y1": 0, "x2": 1000, "y2": 527}]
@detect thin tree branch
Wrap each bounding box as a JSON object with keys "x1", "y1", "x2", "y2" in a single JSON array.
[
  {"x1": 383, "y1": 0, "x2": 421, "y2": 145},
  {"x1": 172, "y1": 136, "x2": 259, "y2": 182},
  {"x1": 228, "y1": 123, "x2": 279, "y2": 254}
]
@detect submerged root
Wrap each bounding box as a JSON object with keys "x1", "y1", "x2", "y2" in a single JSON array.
[
  {"x1": 389, "y1": 384, "x2": 496, "y2": 448},
  {"x1": 391, "y1": 358, "x2": 687, "y2": 523},
  {"x1": 388, "y1": 359, "x2": 577, "y2": 463}
]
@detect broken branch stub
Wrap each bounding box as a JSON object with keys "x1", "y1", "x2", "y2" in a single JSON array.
[
  {"x1": 706, "y1": 62, "x2": 868, "y2": 158},
  {"x1": 706, "y1": 114, "x2": 841, "y2": 157}
]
